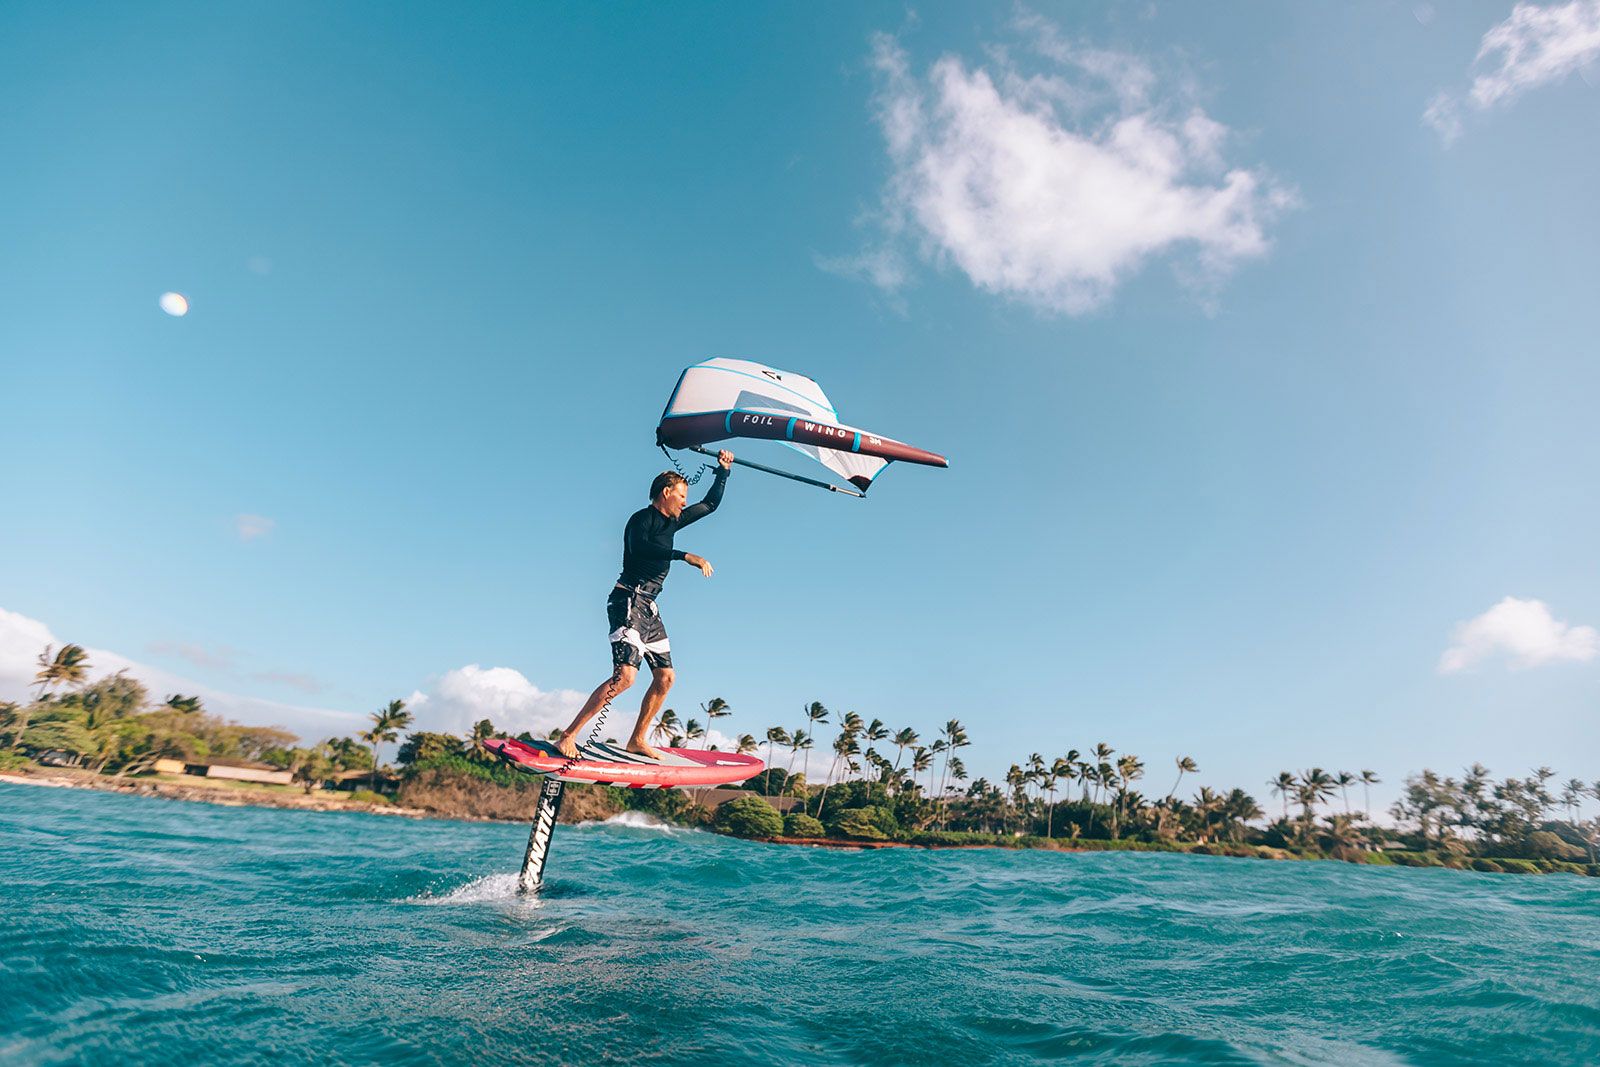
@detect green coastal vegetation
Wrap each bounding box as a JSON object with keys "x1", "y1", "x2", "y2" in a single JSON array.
[{"x1": 5, "y1": 642, "x2": 1597, "y2": 877}]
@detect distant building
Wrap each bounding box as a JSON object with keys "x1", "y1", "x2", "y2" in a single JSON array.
[
  {"x1": 152, "y1": 758, "x2": 187, "y2": 775},
  {"x1": 191, "y1": 758, "x2": 294, "y2": 786}
]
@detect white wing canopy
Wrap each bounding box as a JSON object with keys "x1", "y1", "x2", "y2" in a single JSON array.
[{"x1": 658, "y1": 358, "x2": 894, "y2": 490}]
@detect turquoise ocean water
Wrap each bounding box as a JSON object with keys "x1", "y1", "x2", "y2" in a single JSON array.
[{"x1": 3, "y1": 782, "x2": 1598, "y2": 1065}]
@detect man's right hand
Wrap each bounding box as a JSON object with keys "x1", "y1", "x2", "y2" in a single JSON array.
[{"x1": 683, "y1": 553, "x2": 714, "y2": 578}]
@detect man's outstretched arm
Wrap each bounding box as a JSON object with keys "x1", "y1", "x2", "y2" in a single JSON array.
[{"x1": 677, "y1": 450, "x2": 733, "y2": 528}]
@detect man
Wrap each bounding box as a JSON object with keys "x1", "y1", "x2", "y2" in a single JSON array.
[{"x1": 555, "y1": 449, "x2": 734, "y2": 760}]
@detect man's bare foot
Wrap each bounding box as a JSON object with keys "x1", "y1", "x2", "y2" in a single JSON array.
[
  {"x1": 625, "y1": 740, "x2": 664, "y2": 761},
  {"x1": 554, "y1": 735, "x2": 580, "y2": 759}
]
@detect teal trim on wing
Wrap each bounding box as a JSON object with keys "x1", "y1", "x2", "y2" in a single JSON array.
[
  {"x1": 851, "y1": 432, "x2": 861, "y2": 452},
  {"x1": 786, "y1": 418, "x2": 796, "y2": 440}
]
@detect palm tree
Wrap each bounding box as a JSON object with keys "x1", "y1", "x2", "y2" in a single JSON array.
[
  {"x1": 12, "y1": 644, "x2": 92, "y2": 751},
  {"x1": 1192, "y1": 787, "x2": 1224, "y2": 842},
  {"x1": 1090, "y1": 743, "x2": 1114, "y2": 803},
  {"x1": 1095, "y1": 761, "x2": 1115, "y2": 806},
  {"x1": 1079, "y1": 763, "x2": 1100, "y2": 811},
  {"x1": 35, "y1": 644, "x2": 91, "y2": 697},
  {"x1": 1046, "y1": 757, "x2": 1072, "y2": 838},
  {"x1": 1028, "y1": 753, "x2": 1046, "y2": 801},
  {"x1": 1302, "y1": 768, "x2": 1336, "y2": 810},
  {"x1": 1293, "y1": 769, "x2": 1336, "y2": 845},
  {"x1": 1112, "y1": 755, "x2": 1144, "y2": 839},
  {"x1": 163, "y1": 694, "x2": 203, "y2": 713},
  {"x1": 927, "y1": 739, "x2": 948, "y2": 796},
  {"x1": 1359, "y1": 769, "x2": 1380, "y2": 817},
  {"x1": 864, "y1": 718, "x2": 888, "y2": 750},
  {"x1": 948, "y1": 756, "x2": 968, "y2": 799},
  {"x1": 1003, "y1": 764, "x2": 1028, "y2": 833},
  {"x1": 1158, "y1": 756, "x2": 1198, "y2": 839},
  {"x1": 682, "y1": 718, "x2": 704, "y2": 746},
  {"x1": 652, "y1": 709, "x2": 681, "y2": 745},
  {"x1": 1335, "y1": 771, "x2": 1356, "y2": 813},
  {"x1": 891, "y1": 728, "x2": 918, "y2": 774},
  {"x1": 1169, "y1": 756, "x2": 1198, "y2": 799},
  {"x1": 700, "y1": 697, "x2": 731, "y2": 746},
  {"x1": 1323, "y1": 812, "x2": 1368, "y2": 853},
  {"x1": 822, "y1": 712, "x2": 863, "y2": 788},
  {"x1": 1059, "y1": 747, "x2": 1080, "y2": 782},
  {"x1": 1221, "y1": 789, "x2": 1265, "y2": 843},
  {"x1": 816, "y1": 731, "x2": 859, "y2": 820},
  {"x1": 910, "y1": 746, "x2": 932, "y2": 795},
  {"x1": 1586, "y1": 780, "x2": 1600, "y2": 865},
  {"x1": 1560, "y1": 778, "x2": 1585, "y2": 825},
  {"x1": 1270, "y1": 772, "x2": 1298, "y2": 820},
  {"x1": 804, "y1": 701, "x2": 830, "y2": 738},
  {"x1": 360, "y1": 698, "x2": 412, "y2": 790},
  {"x1": 735, "y1": 733, "x2": 758, "y2": 755},
  {"x1": 467, "y1": 718, "x2": 497, "y2": 763},
  {"x1": 762, "y1": 726, "x2": 789, "y2": 793},
  {"x1": 1532, "y1": 766, "x2": 1556, "y2": 818},
  {"x1": 786, "y1": 729, "x2": 812, "y2": 780},
  {"x1": 937, "y1": 720, "x2": 969, "y2": 807}
]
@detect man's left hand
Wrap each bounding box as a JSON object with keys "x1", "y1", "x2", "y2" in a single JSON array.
[{"x1": 717, "y1": 450, "x2": 734, "y2": 471}]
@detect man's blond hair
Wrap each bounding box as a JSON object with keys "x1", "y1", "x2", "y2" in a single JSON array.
[{"x1": 650, "y1": 470, "x2": 687, "y2": 500}]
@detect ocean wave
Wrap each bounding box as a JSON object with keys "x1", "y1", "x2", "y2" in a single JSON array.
[
  {"x1": 572, "y1": 810, "x2": 691, "y2": 833},
  {"x1": 6, "y1": 785, "x2": 1599, "y2": 1066}
]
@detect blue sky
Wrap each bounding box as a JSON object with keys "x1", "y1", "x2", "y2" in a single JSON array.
[{"x1": 2, "y1": 1, "x2": 1597, "y2": 814}]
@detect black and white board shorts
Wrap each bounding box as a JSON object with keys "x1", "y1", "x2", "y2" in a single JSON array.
[{"x1": 608, "y1": 586, "x2": 671, "y2": 670}]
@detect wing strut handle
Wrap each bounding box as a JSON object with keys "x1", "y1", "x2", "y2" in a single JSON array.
[{"x1": 685, "y1": 445, "x2": 864, "y2": 498}]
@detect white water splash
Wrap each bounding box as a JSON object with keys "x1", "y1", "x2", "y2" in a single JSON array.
[
  {"x1": 574, "y1": 811, "x2": 686, "y2": 833},
  {"x1": 408, "y1": 872, "x2": 534, "y2": 907}
]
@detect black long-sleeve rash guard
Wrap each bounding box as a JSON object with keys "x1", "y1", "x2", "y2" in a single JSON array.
[{"x1": 616, "y1": 467, "x2": 729, "y2": 596}]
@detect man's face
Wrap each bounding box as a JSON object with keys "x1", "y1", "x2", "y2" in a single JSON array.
[{"x1": 657, "y1": 481, "x2": 689, "y2": 518}]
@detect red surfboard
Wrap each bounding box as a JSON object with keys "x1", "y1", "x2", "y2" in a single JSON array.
[{"x1": 481, "y1": 736, "x2": 765, "y2": 788}]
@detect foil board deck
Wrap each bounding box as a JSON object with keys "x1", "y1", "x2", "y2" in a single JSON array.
[{"x1": 482, "y1": 736, "x2": 764, "y2": 788}]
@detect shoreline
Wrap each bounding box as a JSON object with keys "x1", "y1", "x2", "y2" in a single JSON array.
[
  {"x1": 0, "y1": 768, "x2": 436, "y2": 820},
  {"x1": 5, "y1": 769, "x2": 1595, "y2": 875}
]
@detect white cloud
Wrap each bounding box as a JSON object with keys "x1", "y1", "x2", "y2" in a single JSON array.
[
  {"x1": 1438, "y1": 596, "x2": 1600, "y2": 672},
  {"x1": 1426, "y1": 0, "x2": 1600, "y2": 143},
  {"x1": 1, "y1": 605, "x2": 364, "y2": 739},
  {"x1": 236, "y1": 514, "x2": 275, "y2": 541},
  {"x1": 832, "y1": 22, "x2": 1292, "y2": 315},
  {"x1": 3, "y1": 605, "x2": 602, "y2": 756},
  {"x1": 0, "y1": 607, "x2": 56, "y2": 699},
  {"x1": 406, "y1": 664, "x2": 586, "y2": 739},
  {"x1": 1422, "y1": 91, "x2": 1465, "y2": 146}
]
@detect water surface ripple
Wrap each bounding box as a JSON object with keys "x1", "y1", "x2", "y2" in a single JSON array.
[{"x1": 3, "y1": 784, "x2": 1597, "y2": 1065}]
